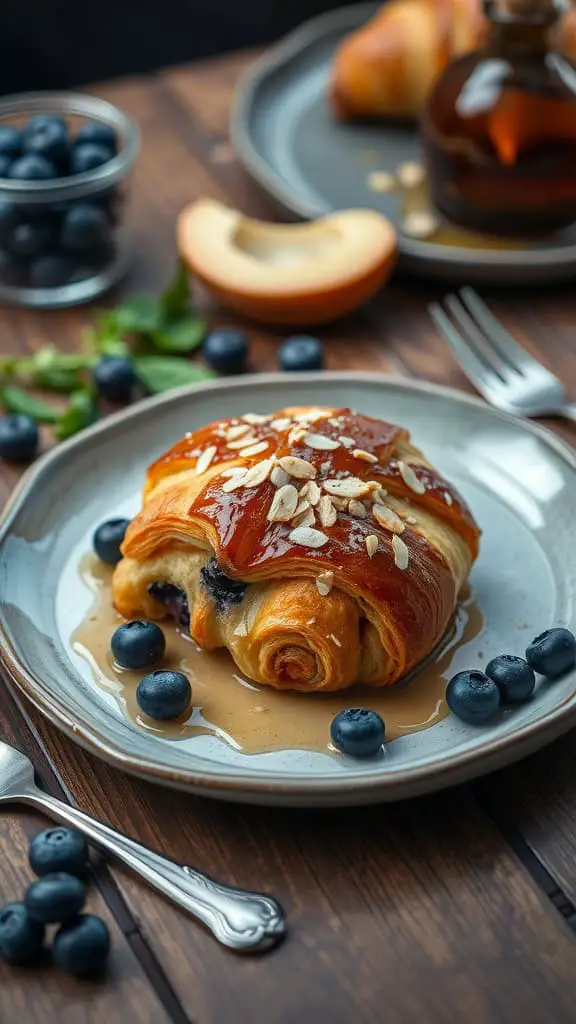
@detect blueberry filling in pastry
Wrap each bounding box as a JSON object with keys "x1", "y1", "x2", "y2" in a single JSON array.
[
  {"x1": 199, "y1": 557, "x2": 247, "y2": 612},
  {"x1": 148, "y1": 582, "x2": 191, "y2": 629}
]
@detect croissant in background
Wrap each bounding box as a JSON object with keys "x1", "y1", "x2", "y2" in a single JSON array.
[
  {"x1": 331, "y1": 0, "x2": 576, "y2": 120},
  {"x1": 113, "y1": 406, "x2": 480, "y2": 693}
]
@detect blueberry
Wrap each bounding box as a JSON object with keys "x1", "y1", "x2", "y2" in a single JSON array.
[
  {"x1": 202, "y1": 328, "x2": 248, "y2": 374},
  {"x1": 111, "y1": 619, "x2": 166, "y2": 670},
  {"x1": 61, "y1": 203, "x2": 110, "y2": 252},
  {"x1": 75, "y1": 122, "x2": 117, "y2": 154},
  {"x1": 278, "y1": 335, "x2": 324, "y2": 372},
  {"x1": 0, "y1": 902, "x2": 45, "y2": 965},
  {"x1": 25, "y1": 872, "x2": 86, "y2": 924},
  {"x1": 70, "y1": 143, "x2": 114, "y2": 176},
  {"x1": 0, "y1": 250, "x2": 27, "y2": 286},
  {"x1": 485, "y1": 655, "x2": 535, "y2": 704},
  {"x1": 0, "y1": 200, "x2": 19, "y2": 244},
  {"x1": 200, "y1": 557, "x2": 246, "y2": 611},
  {"x1": 446, "y1": 669, "x2": 500, "y2": 724},
  {"x1": 24, "y1": 117, "x2": 69, "y2": 169},
  {"x1": 149, "y1": 583, "x2": 191, "y2": 629},
  {"x1": 53, "y1": 914, "x2": 110, "y2": 977},
  {"x1": 8, "y1": 154, "x2": 58, "y2": 180},
  {"x1": 330, "y1": 708, "x2": 385, "y2": 758},
  {"x1": 0, "y1": 414, "x2": 39, "y2": 463},
  {"x1": 29, "y1": 828, "x2": 89, "y2": 879},
  {"x1": 92, "y1": 356, "x2": 136, "y2": 402},
  {"x1": 8, "y1": 220, "x2": 54, "y2": 258},
  {"x1": 137, "y1": 670, "x2": 192, "y2": 721},
  {"x1": 526, "y1": 627, "x2": 576, "y2": 679},
  {"x1": 0, "y1": 125, "x2": 22, "y2": 159},
  {"x1": 93, "y1": 517, "x2": 131, "y2": 565},
  {"x1": 29, "y1": 254, "x2": 75, "y2": 288},
  {"x1": 0, "y1": 155, "x2": 12, "y2": 176}
]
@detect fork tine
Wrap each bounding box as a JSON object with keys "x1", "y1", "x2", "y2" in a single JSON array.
[
  {"x1": 459, "y1": 287, "x2": 531, "y2": 374},
  {"x1": 428, "y1": 302, "x2": 496, "y2": 397},
  {"x1": 445, "y1": 293, "x2": 510, "y2": 381}
]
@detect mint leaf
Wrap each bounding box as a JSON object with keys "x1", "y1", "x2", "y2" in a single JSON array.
[
  {"x1": 1, "y1": 387, "x2": 58, "y2": 422},
  {"x1": 160, "y1": 262, "x2": 191, "y2": 321},
  {"x1": 113, "y1": 295, "x2": 161, "y2": 335},
  {"x1": 55, "y1": 388, "x2": 98, "y2": 439},
  {"x1": 151, "y1": 315, "x2": 206, "y2": 353},
  {"x1": 134, "y1": 356, "x2": 214, "y2": 394}
]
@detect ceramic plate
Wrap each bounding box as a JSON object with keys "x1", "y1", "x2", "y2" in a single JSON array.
[
  {"x1": 232, "y1": 4, "x2": 576, "y2": 285},
  {"x1": 0, "y1": 372, "x2": 575, "y2": 806}
]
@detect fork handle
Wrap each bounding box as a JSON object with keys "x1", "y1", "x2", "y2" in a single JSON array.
[{"x1": 18, "y1": 789, "x2": 285, "y2": 953}]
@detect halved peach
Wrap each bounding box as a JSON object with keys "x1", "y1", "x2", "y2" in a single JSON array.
[{"x1": 177, "y1": 199, "x2": 397, "y2": 326}]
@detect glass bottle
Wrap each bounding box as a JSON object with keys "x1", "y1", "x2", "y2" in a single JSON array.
[{"x1": 421, "y1": 0, "x2": 576, "y2": 236}]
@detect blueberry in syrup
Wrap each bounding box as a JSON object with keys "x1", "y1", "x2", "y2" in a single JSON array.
[
  {"x1": 25, "y1": 872, "x2": 86, "y2": 924},
  {"x1": 202, "y1": 328, "x2": 248, "y2": 374},
  {"x1": 61, "y1": 203, "x2": 110, "y2": 251},
  {"x1": 93, "y1": 517, "x2": 130, "y2": 565},
  {"x1": 330, "y1": 708, "x2": 385, "y2": 758},
  {"x1": 24, "y1": 115, "x2": 67, "y2": 139},
  {"x1": 278, "y1": 335, "x2": 324, "y2": 372},
  {"x1": 0, "y1": 414, "x2": 39, "y2": 463},
  {"x1": 526, "y1": 627, "x2": 576, "y2": 679},
  {"x1": 200, "y1": 557, "x2": 247, "y2": 611},
  {"x1": 29, "y1": 254, "x2": 75, "y2": 289},
  {"x1": 70, "y1": 143, "x2": 114, "y2": 176},
  {"x1": 29, "y1": 827, "x2": 89, "y2": 879},
  {"x1": 0, "y1": 902, "x2": 45, "y2": 965},
  {"x1": 23, "y1": 116, "x2": 69, "y2": 169},
  {"x1": 111, "y1": 619, "x2": 166, "y2": 670},
  {"x1": 136, "y1": 669, "x2": 192, "y2": 721},
  {"x1": 8, "y1": 154, "x2": 58, "y2": 180},
  {"x1": 148, "y1": 582, "x2": 191, "y2": 629},
  {"x1": 74, "y1": 122, "x2": 117, "y2": 154},
  {"x1": 53, "y1": 914, "x2": 110, "y2": 977},
  {"x1": 446, "y1": 669, "x2": 500, "y2": 724},
  {"x1": 8, "y1": 219, "x2": 55, "y2": 258},
  {"x1": 485, "y1": 655, "x2": 535, "y2": 704},
  {"x1": 92, "y1": 355, "x2": 136, "y2": 403},
  {"x1": 0, "y1": 125, "x2": 22, "y2": 160}
]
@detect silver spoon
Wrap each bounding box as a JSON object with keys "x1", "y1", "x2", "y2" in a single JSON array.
[{"x1": 0, "y1": 739, "x2": 285, "y2": 952}]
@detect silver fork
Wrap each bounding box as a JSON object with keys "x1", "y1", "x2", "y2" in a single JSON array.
[
  {"x1": 429, "y1": 287, "x2": 576, "y2": 421},
  {"x1": 0, "y1": 739, "x2": 285, "y2": 952}
]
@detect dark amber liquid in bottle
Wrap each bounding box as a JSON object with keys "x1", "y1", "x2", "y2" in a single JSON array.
[{"x1": 421, "y1": 1, "x2": 576, "y2": 236}]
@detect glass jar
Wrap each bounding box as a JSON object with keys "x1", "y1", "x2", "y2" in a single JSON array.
[{"x1": 0, "y1": 92, "x2": 139, "y2": 308}]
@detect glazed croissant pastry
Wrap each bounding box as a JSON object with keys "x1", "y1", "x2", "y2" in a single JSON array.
[
  {"x1": 113, "y1": 407, "x2": 480, "y2": 692},
  {"x1": 331, "y1": 0, "x2": 576, "y2": 121}
]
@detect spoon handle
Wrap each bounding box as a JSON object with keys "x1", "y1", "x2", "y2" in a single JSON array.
[{"x1": 20, "y1": 789, "x2": 285, "y2": 953}]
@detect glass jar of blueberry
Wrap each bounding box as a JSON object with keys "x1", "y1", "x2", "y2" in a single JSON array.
[{"x1": 0, "y1": 92, "x2": 139, "y2": 308}]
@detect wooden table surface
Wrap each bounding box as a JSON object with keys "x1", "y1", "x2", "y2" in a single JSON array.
[{"x1": 2, "y1": 49, "x2": 576, "y2": 1024}]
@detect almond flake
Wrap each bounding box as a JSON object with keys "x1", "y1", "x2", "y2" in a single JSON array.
[
  {"x1": 324, "y1": 477, "x2": 370, "y2": 499},
  {"x1": 303, "y1": 432, "x2": 340, "y2": 451},
  {"x1": 328, "y1": 417, "x2": 341, "y2": 427},
  {"x1": 288, "y1": 426, "x2": 306, "y2": 446},
  {"x1": 270, "y1": 466, "x2": 290, "y2": 488},
  {"x1": 373, "y1": 503, "x2": 406, "y2": 534},
  {"x1": 305, "y1": 480, "x2": 321, "y2": 506},
  {"x1": 271, "y1": 417, "x2": 292, "y2": 431},
  {"x1": 222, "y1": 470, "x2": 248, "y2": 492},
  {"x1": 318, "y1": 494, "x2": 337, "y2": 527},
  {"x1": 294, "y1": 409, "x2": 328, "y2": 424},
  {"x1": 348, "y1": 499, "x2": 368, "y2": 518},
  {"x1": 195, "y1": 445, "x2": 217, "y2": 474},
  {"x1": 243, "y1": 458, "x2": 273, "y2": 488},
  {"x1": 221, "y1": 467, "x2": 243, "y2": 478},
  {"x1": 365, "y1": 535, "x2": 378, "y2": 558},
  {"x1": 267, "y1": 483, "x2": 298, "y2": 522},
  {"x1": 226, "y1": 423, "x2": 252, "y2": 441},
  {"x1": 292, "y1": 507, "x2": 316, "y2": 529},
  {"x1": 279, "y1": 455, "x2": 317, "y2": 480},
  {"x1": 320, "y1": 460, "x2": 332, "y2": 473},
  {"x1": 352, "y1": 448, "x2": 378, "y2": 464},
  {"x1": 227, "y1": 435, "x2": 256, "y2": 450},
  {"x1": 242, "y1": 413, "x2": 270, "y2": 425},
  {"x1": 329, "y1": 633, "x2": 342, "y2": 648},
  {"x1": 294, "y1": 498, "x2": 311, "y2": 516},
  {"x1": 239, "y1": 440, "x2": 269, "y2": 458},
  {"x1": 406, "y1": 515, "x2": 418, "y2": 525},
  {"x1": 398, "y1": 460, "x2": 425, "y2": 495},
  {"x1": 444, "y1": 492, "x2": 453, "y2": 506},
  {"x1": 288, "y1": 526, "x2": 328, "y2": 548},
  {"x1": 338, "y1": 435, "x2": 355, "y2": 449},
  {"x1": 316, "y1": 571, "x2": 334, "y2": 596},
  {"x1": 234, "y1": 622, "x2": 248, "y2": 636},
  {"x1": 392, "y1": 534, "x2": 410, "y2": 570}
]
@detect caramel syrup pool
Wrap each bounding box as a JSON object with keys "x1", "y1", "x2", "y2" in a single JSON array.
[{"x1": 72, "y1": 555, "x2": 484, "y2": 754}]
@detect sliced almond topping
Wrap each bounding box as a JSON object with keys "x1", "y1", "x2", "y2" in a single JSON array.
[
  {"x1": 316, "y1": 570, "x2": 334, "y2": 597},
  {"x1": 392, "y1": 534, "x2": 410, "y2": 570},
  {"x1": 318, "y1": 494, "x2": 338, "y2": 527},
  {"x1": 365, "y1": 535, "x2": 378, "y2": 558},
  {"x1": 294, "y1": 409, "x2": 328, "y2": 424},
  {"x1": 324, "y1": 477, "x2": 371, "y2": 499},
  {"x1": 288, "y1": 526, "x2": 329, "y2": 548},
  {"x1": 444, "y1": 492, "x2": 453, "y2": 506},
  {"x1": 406, "y1": 515, "x2": 418, "y2": 525},
  {"x1": 233, "y1": 622, "x2": 248, "y2": 636},
  {"x1": 328, "y1": 417, "x2": 341, "y2": 427},
  {"x1": 288, "y1": 426, "x2": 307, "y2": 446},
  {"x1": 294, "y1": 498, "x2": 311, "y2": 516},
  {"x1": 303, "y1": 432, "x2": 340, "y2": 451},
  {"x1": 226, "y1": 423, "x2": 252, "y2": 441},
  {"x1": 270, "y1": 466, "x2": 290, "y2": 488},
  {"x1": 338, "y1": 435, "x2": 355, "y2": 449},
  {"x1": 271, "y1": 417, "x2": 292, "y2": 431},
  {"x1": 373, "y1": 503, "x2": 406, "y2": 534},
  {"x1": 195, "y1": 445, "x2": 217, "y2": 474},
  {"x1": 267, "y1": 483, "x2": 299, "y2": 522},
  {"x1": 221, "y1": 467, "x2": 242, "y2": 478},
  {"x1": 348, "y1": 499, "x2": 368, "y2": 518},
  {"x1": 329, "y1": 633, "x2": 342, "y2": 647},
  {"x1": 227, "y1": 435, "x2": 256, "y2": 450},
  {"x1": 279, "y1": 455, "x2": 317, "y2": 480},
  {"x1": 330, "y1": 495, "x2": 349, "y2": 511},
  {"x1": 398, "y1": 460, "x2": 425, "y2": 495},
  {"x1": 352, "y1": 448, "x2": 378, "y2": 464},
  {"x1": 306, "y1": 480, "x2": 321, "y2": 506},
  {"x1": 243, "y1": 458, "x2": 273, "y2": 488},
  {"x1": 222, "y1": 469, "x2": 248, "y2": 492},
  {"x1": 292, "y1": 507, "x2": 316, "y2": 529},
  {"x1": 239, "y1": 440, "x2": 269, "y2": 458},
  {"x1": 241, "y1": 413, "x2": 270, "y2": 425}
]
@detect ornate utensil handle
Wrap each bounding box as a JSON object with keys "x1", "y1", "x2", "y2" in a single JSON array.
[{"x1": 21, "y1": 789, "x2": 285, "y2": 952}]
